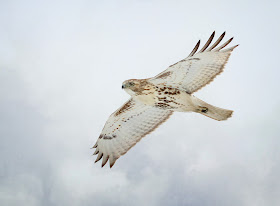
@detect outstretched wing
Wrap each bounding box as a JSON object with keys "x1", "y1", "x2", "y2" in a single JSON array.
[
  {"x1": 149, "y1": 31, "x2": 238, "y2": 94},
  {"x1": 92, "y1": 98, "x2": 173, "y2": 168}
]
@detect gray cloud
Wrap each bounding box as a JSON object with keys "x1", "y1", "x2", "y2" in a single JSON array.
[{"x1": 0, "y1": 0, "x2": 280, "y2": 206}]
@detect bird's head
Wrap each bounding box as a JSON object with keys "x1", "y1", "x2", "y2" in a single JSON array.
[{"x1": 122, "y1": 79, "x2": 141, "y2": 96}]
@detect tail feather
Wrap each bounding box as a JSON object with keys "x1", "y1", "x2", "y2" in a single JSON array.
[{"x1": 192, "y1": 97, "x2": 233, "y2": 121}]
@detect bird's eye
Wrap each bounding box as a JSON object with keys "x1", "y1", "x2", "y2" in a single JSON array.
[{"x1": 129, "y1": 82, "x2": 135, "y2": 86}]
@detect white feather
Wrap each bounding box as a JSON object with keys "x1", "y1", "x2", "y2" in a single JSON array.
[{"x1": 93, "y1": 98, "x2": 173, "y2": 167}]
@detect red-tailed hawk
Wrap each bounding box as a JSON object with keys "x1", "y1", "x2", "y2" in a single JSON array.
[{"x1": 92, "y1": 31, "x2": 238, "y2": 168}]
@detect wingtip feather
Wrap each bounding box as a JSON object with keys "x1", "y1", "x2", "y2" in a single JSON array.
[
  {"x1": 101, "y1": 155, "x2": 109, "y2": 167},
  {"x1": 109, "y1": 157, "x2": 117, "y2": 168},
  {"x1": 214, "y1": 37, "x2": 233, "y2": 51},
  {"x1": 91, "y1": 142, "x2": 98, "y2": 149},
  {"x1": 222, "y1": 44, "x2": 239, "y2": 52},
  {"x1": 198, "y1": 31, "x2": 215, "y2": 53},
  {"x1": 207, "y1": 32, "x2": 226, "y2": 51},
  {"x1": 95, "y1": 153, "x2": 103, "y2": 163},
  {"x1": 188, "y1": 40, "x2": 200, "y2": 57},
  {"x1": 93, "y1": 149, "x2": 99, "y2": 155}
]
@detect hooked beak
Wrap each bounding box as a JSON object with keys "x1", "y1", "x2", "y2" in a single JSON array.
[{"x1": 122, "y1": 84, "x2": 125, "y2": 89}]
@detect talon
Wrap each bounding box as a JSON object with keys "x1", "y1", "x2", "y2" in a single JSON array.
[{"x1": 199, "y1": 106, "x2": 208, "y2": 113}]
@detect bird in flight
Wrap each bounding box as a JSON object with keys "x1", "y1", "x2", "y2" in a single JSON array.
[{"x1": 92, "y1": 31, "x2": 238, "y2": 168}]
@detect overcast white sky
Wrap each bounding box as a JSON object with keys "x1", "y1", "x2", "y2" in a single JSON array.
[{"x1": 0, "y1": 0, "x2": 280, "y2": 205}]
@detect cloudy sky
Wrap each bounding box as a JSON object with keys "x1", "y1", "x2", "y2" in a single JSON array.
[{"x1": 0, "y1": 0, "x2": 280, "y2": 205}]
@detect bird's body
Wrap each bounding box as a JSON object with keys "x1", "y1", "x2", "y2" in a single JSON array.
[
  {"x1": 124, "y1": 81, "x2": 195, "y2": 112},
  {"x1": 92, "y1": 31, "x2": 238, "y2": 168},
  {"x1": 123, "y1": 79, "x2": 232, "y2": 119}
]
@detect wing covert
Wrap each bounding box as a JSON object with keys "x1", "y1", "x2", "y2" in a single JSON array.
[
  {"x1": 92, "y1": 98, "x2": 173, "y2": 168},
  {"x1": 149, "y1": 32, "x2": 238, "y2": 94}
]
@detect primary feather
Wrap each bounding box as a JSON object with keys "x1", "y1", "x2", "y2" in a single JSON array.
[
  {"x1": 150, "y1": 32, "x2": 238, "y2": 94},
  {"x1": 94, "y1": 99, "x2": 172, "y2": 168}
]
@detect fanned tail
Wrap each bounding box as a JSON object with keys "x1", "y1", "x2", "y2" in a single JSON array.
[{"x1": 192, "y1": 97, "x2": 233, "y2": 121}]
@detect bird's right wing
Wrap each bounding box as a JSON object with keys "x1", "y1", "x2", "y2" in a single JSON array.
[
  {"x1": 92, "y1": 98, "x2": 173, "y2": 168},
  {"x1": 149, "y1": 32, "x2": 238, "y2": 94}
]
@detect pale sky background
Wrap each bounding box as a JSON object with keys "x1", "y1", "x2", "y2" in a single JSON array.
[{"x1": 0, "y1": 0, "x2": 280, "y2": 206}]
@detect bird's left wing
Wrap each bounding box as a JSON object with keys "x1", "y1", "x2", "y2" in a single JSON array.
[
  {"x1": 149, "y1": 31, "x2": 238, "y2": 94},
  {"x1": 92, "y1": 98, "x2": 173, "y2": 168}
]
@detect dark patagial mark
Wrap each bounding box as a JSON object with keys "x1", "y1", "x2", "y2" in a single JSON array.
[
  {"x1": 169, "y1": 59, "x2": 187, "y2": 67},
  {"x1": 103, "y1": 136, "x2": 111, "y2": 140},
  {"x1": 155, "y1": 71, "x2": 172, "y2": 79},
  {"x1": 115, "y1": 99, "x2": 133, "y2": 116},
  {"x1": 100, "y1": 134, "x2": 117, "y2": 140},
  {"x1": 188, "y1": 58, "x2": 200, "y2": 61}
]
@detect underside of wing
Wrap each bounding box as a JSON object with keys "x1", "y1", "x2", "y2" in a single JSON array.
[
  {"x1": 92, "y1": 98, "x2": 173, "y2": 168},
  {"x1": 149, "y1": 31, "x2": 238, "y2": 94}
]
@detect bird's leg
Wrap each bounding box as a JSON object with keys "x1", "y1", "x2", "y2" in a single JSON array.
[{"x1": 198, "y1": 106, "x2": 208, "y2": 113}]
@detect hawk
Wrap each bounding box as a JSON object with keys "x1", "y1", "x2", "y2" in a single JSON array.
[{"x1": 92, "y1": 31, "x2": 238, "y2": 168}]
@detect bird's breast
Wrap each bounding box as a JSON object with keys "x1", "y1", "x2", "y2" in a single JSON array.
[{"x1": 134, "y1": 88, "x2": 157, "y2": 106}]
